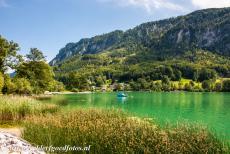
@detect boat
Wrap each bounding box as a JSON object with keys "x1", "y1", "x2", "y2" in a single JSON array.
[{"x1": 117, "y1": 92, "x2": 128, "y2": 97}]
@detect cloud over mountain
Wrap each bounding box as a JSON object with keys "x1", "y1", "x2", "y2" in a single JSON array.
[
  {"x1": 192, "y1": 0, "x2": 230, "y2": 9},
  {"x1": 98, "y1": 0, "x2": 185, "y2": 13},
  {"x1": 98, "y1": 0, "x2": 230, "y2": 13}
]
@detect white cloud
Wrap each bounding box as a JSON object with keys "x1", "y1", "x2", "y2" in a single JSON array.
[
  {"x1": 99, "y1": 0, "x2": 185, "y2": 13},
  {"x1": 192, "y1": 0, "x2": 230, "y2": 9}
]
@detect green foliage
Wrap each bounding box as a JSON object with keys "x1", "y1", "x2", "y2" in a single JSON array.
[
  {"x1": 95, "y1": 76, "x2": 105, "y2": 87},
  {"x1": 3, "y1": 77, "x2": 33, "y2": 95},
  {"x1": 51, "y1": 7, "x2": 230, "y2": 67},
  {"x1": 184, "y1": 83, "x2": 193, "y2": 91},
  {"x1": 214, "y1": 82, "x2": 222, "y2": 92},
  {"x1": 173, "y1": 69, "x2": 182, "y2": 81},
  {"x1": 2, "y1": 75, "x2": 15, "y2": 94},
  {"x1": 0, "y1": 35, "x2": 22, "y2": 73},
  {"x1": 16, "y1": 61, "x2": 57, "y2": 94},
  {"x1": 49, "y1": 8, "x2": 230, "y2": 92},
  {"x1": 52, "y1": 50, "x2": 229, "y2": 92},
  {"x1": 13, "y1": 78, "x2": 32, "y2": 95},
  {"x1": 47, "y1": 80, "x2": 65, "y2": 92},
  {"x1": 198, "y1": 68, "x2": 217, "y2": 82},
  {"x1": 222, "y1": 80, "x2": 230, "y2": 92},
  {"x1": 0, "y1": 72, "x2": 4, "y2": 93},
  {"x1": 26, "y1": 48, "x2": 46, "y2": 62},
  {"x1": 161, "y1": 75, "x2": 170, "y2": 85},
  {"x1": 202, "y1": 80, "x2": 213, "y2": 91},
  {"x1": 0, "y1": 36, "x2": 65, "y2": 94}
]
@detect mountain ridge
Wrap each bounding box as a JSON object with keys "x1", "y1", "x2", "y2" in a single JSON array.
[{"x1": 50, "y1": 7, "x2": 230, "y2": 66}]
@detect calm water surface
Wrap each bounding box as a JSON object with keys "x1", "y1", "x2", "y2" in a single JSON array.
[{"x1": 51, "y1": 92, "x2": 230, "y2": 141}]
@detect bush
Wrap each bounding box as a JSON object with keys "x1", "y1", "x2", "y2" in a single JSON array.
[
  {"x1": 161, "y1": 75, "x2": 170, "y2": 85},
  {"x1": 214, "y1": 82, "x2": 222, "y2": 92},
  {"x1": 198, "y1": 68, "x2": 217, "y2": 82},
  {"x1": 222, "y1": 80, "x2": 230, "y2": 92},
  {"x1": 13, "y1": 78, "x2": 32, "y2": 95},
  {"x1": 150, "y1": 82, "x2": 162, "y2": 91},
  {"x1": 184, "y1": 83, "x2": 193, "y2": 91},
  {"x1": 202, "y1": 80, "x2": 213, "y2": 91},
  {"x1": 2, "y1": 75, "x2": 15, "y2": 94},
  {"x1": 47, "y1": 80, "x2": 65, "y2": 92}
]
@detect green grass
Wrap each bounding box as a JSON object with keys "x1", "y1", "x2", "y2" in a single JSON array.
[
  {"x1": 23, "y1": 109, "x2": 229, "y2": 154},
  {"x1": 0, "y1": 96, "x2": 59, "y2": 124}
]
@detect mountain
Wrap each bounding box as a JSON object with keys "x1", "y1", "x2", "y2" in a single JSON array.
[
  {"x1": 50, "y1": 8, "x2": 230, "y2": 91},
  {"x1": 50, "y1": 7, "x2": 230, "y2": 66}
]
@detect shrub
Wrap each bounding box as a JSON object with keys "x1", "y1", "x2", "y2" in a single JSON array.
[
  {"x1": 202, "y1": 80, "x2": 213, "y2": 91},
  {"x1": 2, "y1": 75, "x2": 16, "y2": 94},
  {"x1": 161, "y1": 75, "x2": 170, "y2": 85},
  {"x1": 47, "y1": 80, "x2": 65, "y2": 92},
  {"x1": 184, "y1": 83, "x2": 192, "y2": 91},
  {"x1": 13, "y1": 78, "x2": 32, "y2": 95},
  {"x1": 198, "y1": 68, "x2": 217, "y2": 82},
  {"x1": 214, "y1": 82, "x2": 222, "y2": 92},
  {"x1": 222, "y1": 80, "x2": 230, "y2": 92}
]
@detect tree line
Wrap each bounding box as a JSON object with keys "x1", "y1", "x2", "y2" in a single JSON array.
[{"x1": 0, "y1": 36, "x2": 64, "y2": 95}]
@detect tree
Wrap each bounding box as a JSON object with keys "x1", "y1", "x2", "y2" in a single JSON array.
[
  {"x1": 202, "y1": 80, "x2": 213, "y2": 91},
  {"x1": 192, "y1": 69, "x2": 199, "y2": 81},
  {"x1": 222, "y1": 80, "x2": 230, "y2": 92},
  {"x1": 16, "y1": 61, "x2": 55, "y2": 94},
  {"x1": 137, "y1": 78, "x2": 150, "y2": 90},
  {"x1": 13, "y1": 78, "x2": 32, "y2": 95},
  {"x1": 47, "y1": 80, "x2": 65, "y2": 92},
  {"x1": 161, "y1": 75, "x2": 170, "y2": 85},
  {"x1": 26, "y1": 48, "x2": 46, "y2": 62},
  {"x1": 184, "y1": 83, "x2": 192, "y2": 91},
  {"x1": 173, "y1": 69, "x2": 182, "y2": 81},
  {"x1": 0, "y1": 72, "x2": 4, "y2": 93},
  {"x1": 0, "y1": 36, "x2": 21, "y2": 73},
  {"x1": 2, "y1": 75, "x2": 15, "y2": 94},
  {"x1": 95, "y1": 76, "x2": 105, "y2": 87},
  {"x1": 198, "y1": 68, "x2": 217, "y2": 82},
  {"x1": 214, "y1": 82, "x2": 222, "y2": 92}
]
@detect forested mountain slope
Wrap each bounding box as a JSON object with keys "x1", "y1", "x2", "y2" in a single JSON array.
[
  {"x1": 50, "y1": 7, "x2": 230, "y2": 92},
  {"x1": 50, "y1": 7, "x2": 230, "y2": 66}
]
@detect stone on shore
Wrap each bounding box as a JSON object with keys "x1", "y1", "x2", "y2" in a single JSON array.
[{"x1": 0, "y1": 131, "x2": 45, "y2": 154}]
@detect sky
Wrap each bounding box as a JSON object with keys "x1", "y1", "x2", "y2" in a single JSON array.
[{"x1": 0, "y1": 0, "x2": 230, "y2": 62}]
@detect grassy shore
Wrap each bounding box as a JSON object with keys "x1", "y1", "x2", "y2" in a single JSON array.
[
  {"x1": 0, "y1": 96, "x2": 59, "y2": 124},
  {"x1": 0, "y1": 96, "x2": 229, "y2": 153},
  {"x1": 23, "y1": 109, "x2": 229, "y2": 153}
]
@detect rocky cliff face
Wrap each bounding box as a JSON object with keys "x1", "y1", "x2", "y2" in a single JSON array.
[{"x1": 50, "y1": 7, "x2": 230, "y2": 65}]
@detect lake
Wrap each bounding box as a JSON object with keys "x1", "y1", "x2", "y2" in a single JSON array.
[{"x1": 50, "y1": 92, "x2": 230, "y2": 142}]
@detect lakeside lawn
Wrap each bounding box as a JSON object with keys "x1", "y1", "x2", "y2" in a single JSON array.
[{"x1": 0, "y1": 96, "x2": 229, "y2": 153}]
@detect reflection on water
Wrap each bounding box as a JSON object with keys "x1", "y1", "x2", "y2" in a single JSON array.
[
  {"x1": 117, "y1": 97, "x2": 127, "y2": 103},
  {"x1": 49, "y1": 92, "x2": 230, "y2": 141}
]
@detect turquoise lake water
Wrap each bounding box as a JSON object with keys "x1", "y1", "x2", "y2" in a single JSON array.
[{"x1": 50, "y1": 92, "x2": 230, "y2": 142}]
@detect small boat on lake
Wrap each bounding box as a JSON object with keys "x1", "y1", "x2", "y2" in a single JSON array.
[{"x1": 117, "y1": 92, "x2": 128, "y2": 97}]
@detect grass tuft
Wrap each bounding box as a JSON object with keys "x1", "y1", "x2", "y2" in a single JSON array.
[{"x1": 0, "y1": 96, "x2": 59, "y2": 124}]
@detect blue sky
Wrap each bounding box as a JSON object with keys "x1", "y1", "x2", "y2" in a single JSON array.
[{"x1": 0, "y1": 0, "x2": 230, "y2": 61}]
